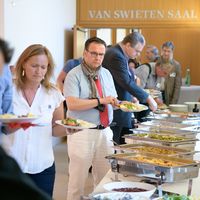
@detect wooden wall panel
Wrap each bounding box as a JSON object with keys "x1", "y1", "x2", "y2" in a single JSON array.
[
  {"x1": 73, "y1": 26, "x2": 87, "y2": 59},
  {"x1": 141, "y1": 28, "x2": 200, "y2": 85},
  {"x1": 77, "y1": 0, "x2": 200, "y2": 28},
  {"x1": 76, "y1": 0, "x2": 200, "y2": 85}
]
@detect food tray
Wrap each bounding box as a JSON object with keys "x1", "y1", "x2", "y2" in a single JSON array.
[
  {"x1": 140, "y1": 120, "x2": 193, "y2": 129},
  {"x1": 124, "y1": 133, "x2": 197, "y2": 144},
  {"x1": 124, "y1": 133, "x2": 197, "y2": 151},
  {"x1": 131, "y1": 128, "x2": 198, "y2": 139},
  {"x1": 113, "y1": 143, "x2": 192, "y2": 156},
  {"x1": 106, "y1": 152, "x2": 200, "y2": 182},
  {"x1": 155, "y1": 110, "x2": 200, "y2": 117}
]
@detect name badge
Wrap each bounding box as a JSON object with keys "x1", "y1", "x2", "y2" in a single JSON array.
[
  {"x1": 170, "y1": 72, "x2": 176, "y2": 78},
  {"x1": 156, "y1": 83, "x2": 161, "y2": 89}
]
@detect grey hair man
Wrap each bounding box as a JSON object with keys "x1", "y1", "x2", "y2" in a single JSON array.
[
  {"x1": 160, "y1": 41, "x2": 182, "y2": 105},
  {"x1": 145, "y1": 45, "x2": 159, "y2": 62},
  {"x1": 103, "y1": 32, "x2": 157, "y2": 144}
]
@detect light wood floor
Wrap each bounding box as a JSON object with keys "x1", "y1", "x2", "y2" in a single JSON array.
[{"x1": 53, "y1": 141, "x2": 93, "y2": 200}]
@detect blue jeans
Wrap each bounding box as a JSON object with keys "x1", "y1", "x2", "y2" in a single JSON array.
[{"x1": 26, "y1": 163, "x2": 55, "y2": 197}]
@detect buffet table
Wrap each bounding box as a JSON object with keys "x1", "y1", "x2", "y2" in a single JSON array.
[
  {"x1": 178, "y1": 85, "x2": 200, "y2": 104},
  {"x1": 92, "y1": 170, "x2": 200, "y2": 197}
]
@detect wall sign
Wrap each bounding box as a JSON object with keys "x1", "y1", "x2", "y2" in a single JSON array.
[{"x1": 77, "y1": 0, "x2": 200, "y2": 28}]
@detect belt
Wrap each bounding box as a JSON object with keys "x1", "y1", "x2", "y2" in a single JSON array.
[
  {"x1": 91, "y1": 122, "x2": 117, "y2": 130},
  {"x1": 91, "y1": 125, "x2": 107, "y2": 130}
]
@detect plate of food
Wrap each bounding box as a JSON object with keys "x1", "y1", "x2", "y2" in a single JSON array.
[
  {"x1": 119, "y1": 102, "x2": 148, "y2": 112},
  {"x1": 103, "y1": 181, "x2": 156, "y2": 198},
  {"x1": 0, "y1": 113, "x2": 39, "y2": 123},
  {"x1": 92, "y1": 192, "x2": 148, "y2": 200},
  {"x1": 55, "y1": 117, "x2": 96, "y2": 129},
  {"x1": 153, "y1": 194, "x2": 191, "y2": 200}
]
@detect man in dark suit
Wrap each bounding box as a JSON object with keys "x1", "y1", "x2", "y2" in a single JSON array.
[{"x1": 103, "y1": 32, "x2": 157, "y2": 144}]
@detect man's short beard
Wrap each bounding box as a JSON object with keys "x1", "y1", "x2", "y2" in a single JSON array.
[{"x1": 162, "y1": 55, "x2": 173, "y2": 63}]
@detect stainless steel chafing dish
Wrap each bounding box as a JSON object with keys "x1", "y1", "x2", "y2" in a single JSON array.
[
  {"x1": 114, "y1": 143, "x2": 194, "y2": 156},
  {"x1": 140, "y1": 120, "x2": 193, "y2": 129},
  {"x1": 106, "y1": 152, "x2": 200, "y2": 182},
  {"x1": 113, "y1": 143, "x2": 200, "y2": 160},
  {"x1": 131, "y1": 128, "x2": 198, "y2": 139},
  {"x1": 124, "y1": 133, "x2": 198, "y2": 151},
  {"x1": 150, "y1": 115, "x2": 200, "y2": 122},
  {"x1": 154, "y1": 110, "x2": 200, "y2": 117}
]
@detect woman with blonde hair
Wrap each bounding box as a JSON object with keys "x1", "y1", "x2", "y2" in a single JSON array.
[{"x1": 2, "y1": 44, "x2": 67, "y2": 197}]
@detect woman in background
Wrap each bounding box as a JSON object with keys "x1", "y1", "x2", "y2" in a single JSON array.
[{"x1": 2, "y1": 44, "x2": 67, "y2": 197}]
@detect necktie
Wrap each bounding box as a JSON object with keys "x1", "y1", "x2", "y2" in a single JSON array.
[{"x1": 94, "y1": 78, "x2": 109, "y2": 127}]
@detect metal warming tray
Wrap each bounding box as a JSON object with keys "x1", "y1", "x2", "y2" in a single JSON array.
[
  {"x1": 106, "y1": 152, "x2": 200, "y2": 182},
  {"x1": 113, "y1": 143, "x2": 196, "y2": 157},
  {"x1": 131, "y1": 128, "x2": 198, "y2": 139},
  {"x1": 140, "y1": 120, "x2": 194, "y2": 129},
  {"x1": 124, "y1": 133, "x2": 198, "y2": 151},
  {"x1": 147, "y1": 113, "x2": 200, "y2": 124}
]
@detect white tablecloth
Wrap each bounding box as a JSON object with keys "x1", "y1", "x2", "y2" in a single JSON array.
[
  {"x1": 178, "y1": 85, "x2": 200, "y2": 104},
  {"x1": 92, "y1": 170, "x2": 200, "y2": 197}
]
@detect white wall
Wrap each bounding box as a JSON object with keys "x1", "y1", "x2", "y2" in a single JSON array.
[
  {"x1": 3, "y1": 0, "x2": 76, "y2": 145},
  {"x1": 4, "y1": 0, "x2": 76, "y2": 81}
]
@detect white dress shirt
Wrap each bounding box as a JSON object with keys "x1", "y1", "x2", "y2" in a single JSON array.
[{"x1": 2, "y1": 84, "x2": 64, "y2": 174}]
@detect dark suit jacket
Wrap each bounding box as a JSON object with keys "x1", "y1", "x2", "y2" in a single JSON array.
[
  {"x1": 0, "y1": 146, "x2": 52, "y2": 200},
  {"x1": 103, "y1": 44, "x2": 148, "y2": 127}
]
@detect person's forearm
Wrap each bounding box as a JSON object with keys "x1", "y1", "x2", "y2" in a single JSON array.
[
  {"x1": 66, "y1": 97, "x2": 99, "y2": 111},
  {"x1": 52, "y1": 124, "x2": 67, "y2": 137}
]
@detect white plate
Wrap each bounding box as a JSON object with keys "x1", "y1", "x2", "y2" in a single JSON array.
[
  {"x1": 55, "y1": 120, "x2": 96, "y2": 129},
  {"x1": 92, "y1": 192, "x2": 148, "y2": 200},
  {"x1": 0, "y1": 116, "x2": 39, "y2": 123},
  {"x1": 120, "y1": 103, "x2": 148, "y2": 113},
  {"x1": 103, "y1": 181, "x2": 156, "y2": 198}
]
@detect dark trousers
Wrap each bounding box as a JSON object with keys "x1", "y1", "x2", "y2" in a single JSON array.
[
  {"x1": 26, "y1": 163, "x2": 55, "y2": 197},
  {"x1": 134, "y1": 103, "x2": 150, "y2": 123},
  {"x1": 111, "y1": 125, "x2": 133, "y2": 145}
]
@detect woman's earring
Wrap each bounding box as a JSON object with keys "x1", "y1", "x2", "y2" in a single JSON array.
[{"x1": 22, "y1": 70, "x2": 25, "y2": 76}]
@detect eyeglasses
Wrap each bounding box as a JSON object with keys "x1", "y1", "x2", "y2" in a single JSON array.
[
  {"x1": 86, "y1": 50, "x2": 105, "y2": 58},
  {"x1": 134, "y1": 48, "x2": 142, "y2": 54}
]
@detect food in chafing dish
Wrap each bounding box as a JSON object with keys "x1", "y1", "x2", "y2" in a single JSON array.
[
  {"x1": 119, "y1": 102, "x2": 148, "y2": 112},
  {"x1": 130, "y1": 146, "x2": 179, "y2": 155},
  {"x1": 129, "y1": 155, "x2": 182, "y2": 167},
  {"x1": 133, "y1": 133, "x2": 185, "y2": 142}
]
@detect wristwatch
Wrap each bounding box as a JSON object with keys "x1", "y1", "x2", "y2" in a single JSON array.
[{"x1": 94, "y1": 97, "x2": 105, "y2": 112}]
